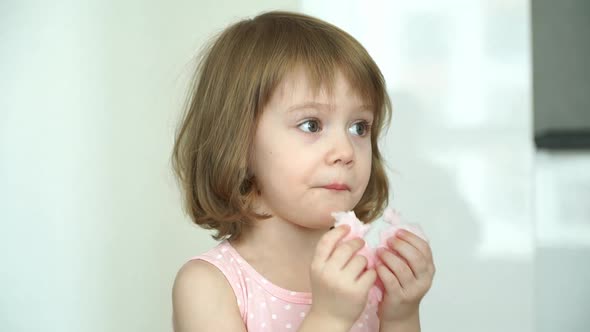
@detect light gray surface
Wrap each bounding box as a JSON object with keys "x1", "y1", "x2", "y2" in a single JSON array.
[
  {"x1": 534, "y1": 151, "x2": 590, "y2": 332},
  {"x1": 535, "y1": 248, "x2": 590, "y2": 332}
]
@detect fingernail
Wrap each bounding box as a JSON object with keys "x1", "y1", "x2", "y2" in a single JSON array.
[{"x1": 335, "y1": 224, "x2": 349, "y2": 232}]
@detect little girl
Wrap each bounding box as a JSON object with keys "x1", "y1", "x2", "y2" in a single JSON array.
[{"x1": 171, "y1": 11, "x2": 435, "y2": 332}]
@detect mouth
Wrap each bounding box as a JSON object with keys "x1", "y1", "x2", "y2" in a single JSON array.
[{"x1": 322, "y1": 183, "x2": 350, "y2": 191}]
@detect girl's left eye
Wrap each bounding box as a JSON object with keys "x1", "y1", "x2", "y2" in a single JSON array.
[{"x1": 349, "y1": 121, "x2": 371, "y2": 136}]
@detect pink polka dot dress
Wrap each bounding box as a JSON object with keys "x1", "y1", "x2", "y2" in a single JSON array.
[{"x1": 191, "y1": 241, "x2": 380, "y2": 331}]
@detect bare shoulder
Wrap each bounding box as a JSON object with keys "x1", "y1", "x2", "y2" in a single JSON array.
[{"x1": 172, "y1": 259, "x2": 246, "y2": 332}]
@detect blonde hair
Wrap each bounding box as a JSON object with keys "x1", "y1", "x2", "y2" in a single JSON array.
[{"x1": 171, "y1": 11, "x2": 392, "y2": 240}]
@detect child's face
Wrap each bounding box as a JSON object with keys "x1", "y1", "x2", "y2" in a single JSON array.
[{"x1": 250, "y1": 68, "x2": 373, "y2": 229}]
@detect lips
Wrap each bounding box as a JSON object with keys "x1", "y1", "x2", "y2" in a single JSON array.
[{"x1": 322, "y1": 183, "x2": 350, "y2": 191}]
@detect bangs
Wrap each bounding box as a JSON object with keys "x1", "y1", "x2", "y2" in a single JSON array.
[{"x1": 250, "y1": 12, "x2": 389, "y2": 120}]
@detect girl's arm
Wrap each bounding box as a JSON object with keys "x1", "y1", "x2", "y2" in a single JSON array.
[
  {"x1": 378, "y1": 311, "x2": 420, "y2": 332},
  {"x1": 172, "y1": 260, "x2": 247, "y2": 332}
]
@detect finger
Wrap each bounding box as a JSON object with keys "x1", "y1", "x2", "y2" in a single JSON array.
[
  {"x1": 313, "y1": 224, "x2": 351, "y2": 265},
  {"x1": 376, "y1": 263, "x2": 402, "y2": 296},
  {"x1": 377, "y1": 248, "x2": 414, "y2": 289},
  {"x1": 345, "y1": 254, "x2": 369, "y2": 280},
  {"x1": 387, "y1": 236, "x2": 427, "y2": 279},
  {"x1": 357, "y1": 268, "x2": 377, "y2": 291},
  {"x1": 329, "y1": 238, "x2": 366, "y2": 269},
  {"x1": 396, "y1": 230, "x2": 433, "y2": 262}
]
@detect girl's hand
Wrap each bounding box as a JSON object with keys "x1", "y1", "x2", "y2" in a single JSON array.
[
  {"x1": 308, "y1": 225, "x2": 377, "y2": 328},
  {"x1": 376, "y1": 229, "x2": 435, "y2": 324}
]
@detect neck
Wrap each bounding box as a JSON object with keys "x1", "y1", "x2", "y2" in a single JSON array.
[
  {"x1": 232, "y1": 215, "x2": 328, "y2": 261},
  {"x1": 227, "y1": 199, "x2": 334, "y2": 293}
]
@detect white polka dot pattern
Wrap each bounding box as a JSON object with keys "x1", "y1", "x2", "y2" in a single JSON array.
[{"x1": 190, "y1": 240, "x2": 380, "y2": 331}]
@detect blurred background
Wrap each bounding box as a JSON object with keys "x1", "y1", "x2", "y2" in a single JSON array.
[{"x1": 1, "y1": 0, "x2": 588, "y2": 331}]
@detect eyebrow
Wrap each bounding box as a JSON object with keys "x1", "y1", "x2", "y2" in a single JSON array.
[{"x1": 286, "y1": 101, "x2": 374, "y2": 113}]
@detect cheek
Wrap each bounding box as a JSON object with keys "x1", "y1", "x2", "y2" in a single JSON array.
[
  {"x1": 273, "y1": 152, "x2": 313, "y2": 186},
  {"x1": 253, "y1": 143, "x2": 306, "y2": 189},
  {"x1": 266, "y1": 135, "x2": 316, "y2": 180},
  {"x1": 364, "y1": 150, "x2": 373, "y2": 177},
  {"x1": 355, "y1": 142, "x2": 373, "y2": 193},
  {"x1": 356, "y1": 140, "x2": 372, "y2": 170}
]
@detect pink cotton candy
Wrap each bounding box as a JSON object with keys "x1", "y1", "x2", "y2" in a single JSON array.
[
  {"x1": 331, "y1": 211, "x2": 376, "y2": 269},
  {"x1": 378, "y1": 208, "x2": 428, "y2": 248},
  {"x1": 330, "y1": 208, "x2": 428, "y2": 305}
]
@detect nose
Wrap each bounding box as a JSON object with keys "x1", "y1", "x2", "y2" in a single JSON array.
[{"x1": 326, "y1": 130, "x2": 355, "y2": 166}]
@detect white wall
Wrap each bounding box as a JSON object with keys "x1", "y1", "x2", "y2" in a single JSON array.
[
  {"x1": 0, "y1": 1, "x2": 298, "y2": 331},
  {"x1": 300, "y1": 1, "x2": 533, "y2": 331},
  {"x1": 2, "y1": 1, "x2": 589, "y2": 332}
]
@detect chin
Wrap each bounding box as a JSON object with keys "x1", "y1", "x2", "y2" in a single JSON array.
[
  {"x1": 287, "y1": 210, "x2": 337, "y2": 230},
  {"x1": 315, "y1": 205, "x2": 354, "y2": 227}
]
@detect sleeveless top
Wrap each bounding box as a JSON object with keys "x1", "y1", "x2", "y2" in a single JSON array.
[{"x1": 191, "y1": 240, "x2": 380, "y2": 331}]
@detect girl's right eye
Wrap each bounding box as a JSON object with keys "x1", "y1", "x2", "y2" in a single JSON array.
[{"x1": 298, "y1": 119, "x2": 321, "y2": 133}]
